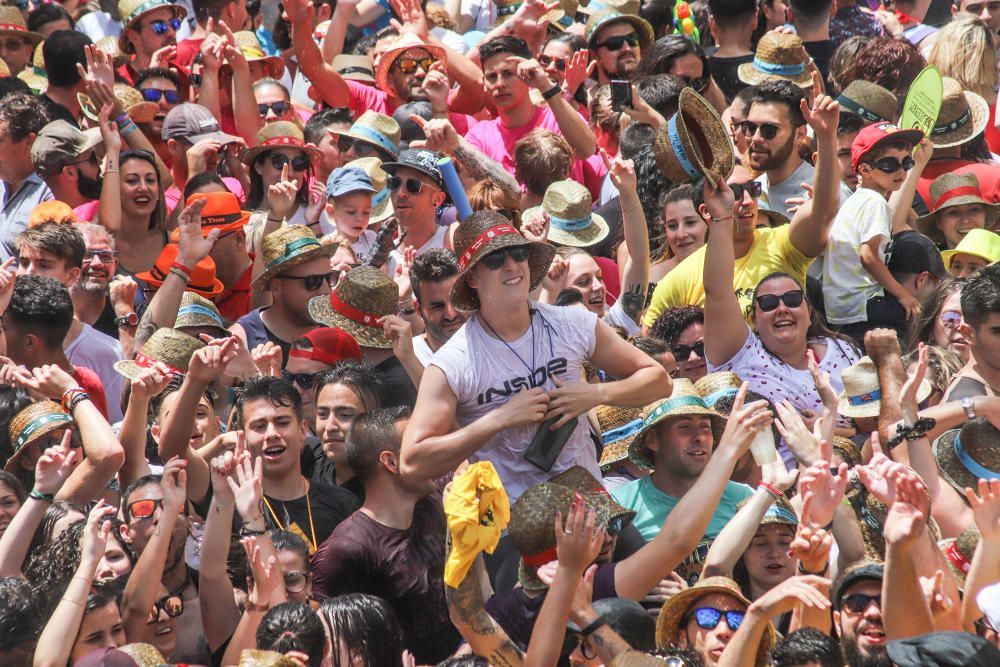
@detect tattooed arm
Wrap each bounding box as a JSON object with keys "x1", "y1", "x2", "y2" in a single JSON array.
[
  {"x1": 608, "y1": 153, "x2": 649, "y2": 325},
  {"x1": 445, "y1": 554, "x2": 525, "y2": 667}
]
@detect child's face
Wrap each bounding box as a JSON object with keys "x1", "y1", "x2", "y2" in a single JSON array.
[
  {"x1": 859, "y1": 146, "x2": 912, "y2": 194},
  {"x1": 327, "y1": 191, "x2": 373, "y2": 241}
]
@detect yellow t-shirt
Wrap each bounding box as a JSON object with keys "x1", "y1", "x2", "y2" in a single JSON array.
[{"x1": 643, "y1": 225, "x2": 815, "y2": 328}]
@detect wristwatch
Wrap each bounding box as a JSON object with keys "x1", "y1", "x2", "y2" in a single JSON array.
[
  {"x1": 115, "y1": 312, "x2": 138, "y2": 327},
  {"x1": 963, "y1": 397, "x2": 977, "y2": 420}
]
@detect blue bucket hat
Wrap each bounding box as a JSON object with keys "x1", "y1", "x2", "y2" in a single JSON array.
[{"x1": 327, "y1": 167, "x2": 376, "y2": 199}]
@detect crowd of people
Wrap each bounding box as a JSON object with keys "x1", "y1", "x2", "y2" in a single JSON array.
[{"x1": 4, "y1": 0, "x2": 1000, "y2": 665}]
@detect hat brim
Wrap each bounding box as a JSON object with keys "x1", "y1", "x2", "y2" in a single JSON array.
[
  {"x1": 931, "y1": 91, "x2": 990, "y2": 149},
  {"x1": 737, "y1": 62, "x2": 812, "y2": 89},
  {"x1": 933, "y1": 428, "x2": 1000, "y2": 495},
  {"x1": 251, "y1": 239, "x2": 339, "y2": 291},
  {"x1": 382, "y1": 159, "x2": 443, "y2": 187},
  {"x1": 542, "y1": 211, "x2": 611, "y2": 248},
  {"x1": 375, "y1": 40, "x2": 447, "y2": 94},
  {"x1": 942, "y1": 245, "x2": 1000, "y2": 268},
  {"x1": 191, "y1": 130, "x2": 242, "y2": 147},
  {"x1": 4, "y1": 414, "x2": 72, "y2": 472},
  {"x1": 0, "y1": 28, "x2": 43, "y2": 46},
  {"x1": 119, "y1": 4, "x2": 187, "y2": 53},
  {"x1": 242, "y1": 142, "x2": 324, "y2": 167},
  {"x1": 655, "y1": 582, "x2": 775, "y2": 657},
  {"x1": 330, "y1": 128, "x2": 399, "y2": 160},
  {"x1": 599, "y1": 436, "x2": 634, "y2": 469},
  {"x1": 628, "y1": 408, "x2": 727, "y2": 470},
  {"x1": 168, "y1": 211, "x2": 251, "y2": 241},
  {"x1": 79, "y1": 94, "x2": 159, "y2": 125},
  {"x1": 916, "y1": 201, "x2": 1000, "y2": 242},
  {"x1": 587, "y1": 15, "x2": 654, "y2": 51},
  {"x1": 450, "y1": 238, "x2": 556, "y2": 312},
  {"x1": 307, "y1": 295, "x2": 392, "y2": 349},
  {"x1": 135, "y1": 270, "x2": 225, "y2": 300},
  {"x1": 17, "y1": 68, "x2": 47, "y2": 92},
  {"x1": 655, "y1": 88, "x2": 735, "y2": 185},
  {"x1": 838, "y1": 379, "x2": 933, "y2": 419}
]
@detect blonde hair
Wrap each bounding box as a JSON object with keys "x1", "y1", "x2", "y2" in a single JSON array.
[
  {"x1": 468, "y1": 180, "x2": 521, "y2": 228},
  {"x1": 928, "y1": 14, "x2": 998, "y2": 99}
]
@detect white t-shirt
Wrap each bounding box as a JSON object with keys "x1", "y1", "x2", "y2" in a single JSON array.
[
  {"x1": 822, "y1": 187, "x2": 891, "y2": 324},
  {"x1": 412, "y1": 333, "x2": 434, "y2": 365},
  {"x1": 604, "y1": 300, "x2": 640, "y2": 337},
  {"x1": 76, "y1": 12, "x2": 122, "y2": 41},
  {"x1": 351, "y1": 229, "x2": 377, "y2": 260},
  {"x1": 431, "y1": 301, "x2": 600, "y2": 501},
  {"x1": 65, "y1": 323, "x2": 126, "y2": 423},
  {"x1": 386, "y1": 224, "x2": 448, "y2": 277}
]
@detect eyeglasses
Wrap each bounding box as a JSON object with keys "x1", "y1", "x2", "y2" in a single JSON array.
[
  {"x1": 0, "y1": 38, "x2": 29, "y2": 51},
  {"x1": 940, "y1": 311, "x2": 963, "y2": 330},
  {"x1": 678, "y1": 74, "x2": 709, "y2": 93},
  {"x1": 729, "y1": 180, "x2": 762, "y2": 201},
  {"x1": 596, "y1": 33, "x2": 640, "y2": 51},
  {"x1": 739, "y1": 121, "x2": 781, "y2": 140},
  {"x1": 561, "y1": 630, "x2": 598, "y2": 660},
  {"x1": 141, "y1": 88, "x2": 181, "y2": 104},
  {"x1": 672, "y1": 340, "x2": 705, "y2": 359},
  {"x1": 284, "y1": 571, "x2": 309, "y2": 594},
  {"x1": 269, "y1": 153, "x2": 311, "y2": 172},
  {"x1": 841, "y1": 593, "x2": 881, "y2": 613},
  {"x1": 538, "y1": 54, "x2": 567, "y2": 71},
  {"x1": 84, "y1": 250, "x2": 118, "y2": 263},
  {"x1": 147, "y1": 594, "x2": 184, "y2": 623},
  {"x1": 870, "y1": 156, "x2": 915, "y2": 173},
  {"x1": 755, "y1": 289, "x2": 804, "y2": 312},
  {"x1": 282, "y1": 370, "x2": 320, "y2": 390},
  {"x1": 394, "y1": 56, "x2": 435, "y2": 74},
  {"x1": 148, "y1": 17, "x2": 182, "y2": 34},
  {"x1": 128, "y1": 497, "x2": 163, "y2": 520},
  {"x1": 388, "y1": 176, "x2": 424, "y2": 195},
  {"x1": 336, "y1": 136, "x2": 383, "y2": 158},
  {"x1": 480, "y1": 246, "x2": 530, "y2": 270},
  {"x1": 686, "y1": 607, "x2": 745, "y2": 632},
  {"x1": 606, "y1": 515, "x2": 625, "y2": 536},
  {"x1": 277, "y1": 272, "x2": 336, "y2": 291},
  {"x1": 259, "y1": 101, "x2": 291, "y2": 117}
]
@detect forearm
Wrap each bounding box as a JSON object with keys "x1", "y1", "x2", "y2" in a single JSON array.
[
  {"x1": 123, "y1": 512, "x2": 179, "y2": 638},
  {"x1": 0, "y1": 497, "x2": 47, "y2": 577},
  {"x1": 702, "y1": 488, "x2": 773, "y2": 577},
  {"x1": 56, "y1": 401, "x2": 124, "y2": 502},
  {"x1": 221, "y1": 609, "x2": 269, "y2": 667},
  {"x1": 962, "y1": 536, "x2": 1000, "y2": 629},
  {"x1": 883, "y1": 542, "x2": 935, "y2": 639},
  {"x1": 525, "y1": 567, "x2": 578, "y2": 667},
  {"x1": 99, "y1": 148, "x2": 123, "y2": 235},
  {"x1": 34, "y1": 561, "x2": 95, "y2": 667},
  {"x1": 119, "y1": 394, "x2": 154, "y2": 491},
  {"x1": 402, "y1": 413, "x2": 504, "y2": 481},
  {"x1": 446, "y1": 555, "x2": 524, "y2": 667},
  {"x1": 832, "y1": 503, "x2": 865, "y2": 573},
  {"x1": 159, "y1": 378, "x2": 209, "y2": 462},
  {"x1": 859, "y1": 250, "x2": 908, "y2": 301},
  {"x1": 147, "y1": 270, "x2": 188, "y2": 333},
  {"x1": 889, "y1": 168, "x2": 921, "y2": 233},
  {"x1": 397, "y1": 350, "x2": 425, "y2": 388},
  {"x1": 452, "y1": 138, "x2": 520, "y2": 200},
  {"x1": 595, "y1": 366, "x2": 670, "y2": 410},
  {"x1": 231, "y1": 68, "x2": 261, "y2": 145},
  {"x1": 293, "y1": 17, "x2": 349, "y2": 107},
  {"x1": 199, "y1": 497, "x2": 241, "y2": 649},
  {"x1": 321, "y1": 3, "x2": 351, "y2": 63},
  {"x1": 196, "y1": 70, "x2": 223, "y2": 128},
  {"x1": 547, "y1": 93, "x2": 596, "y2": 158},
  {"x1": 791, "y1": 134, "x2": 836, "y2": 256},
  {"x1": 617, "y1": 189, "x2": 649, "y2": 324}
]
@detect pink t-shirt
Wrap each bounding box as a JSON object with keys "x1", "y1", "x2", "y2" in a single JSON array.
[
  {"x1": 465, "y1": 106, "x2": 607, "y2": 200},
  {"x1": 73, "y1": 200, "x2": 99, "y2": 222},
  {"x1": 346, "y1": 80, "x2": 476, "y2": 136},
  {"x1": 164, "y1": 177, "x2": 246, "y2": 214}
]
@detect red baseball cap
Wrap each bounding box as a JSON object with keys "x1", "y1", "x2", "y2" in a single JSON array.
[
  {"x1": 851, "y1": 123, "x2": 924, "y2": 172},
  {"x1": 290, "y1": 327, "x2": 362, "y2": 366}
]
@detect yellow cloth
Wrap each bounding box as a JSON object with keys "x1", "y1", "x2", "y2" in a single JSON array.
[
  {"x1": 642, "y1": 224, "x2": 814, "y2": 328},
  {"x1": 443, "y1": 461, "x2": 511, "y2": 588}
]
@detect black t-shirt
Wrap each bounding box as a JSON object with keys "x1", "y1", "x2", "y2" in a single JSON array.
[
  {"x1": 38, "y1": 94, "x2": 77, "y2": 126},
  {"x1": 803, "y1": 40, "x2": 835, "y2": 85},
  {"x1": 709, "y1": 53, "x2": 755, "y2": 103},
  {"x1": 260, "y1": 479, "x2": 358, "y2": 551},
  {"x1": 375, "y1": 355, "x2": 417, "y2": 409},
  {"x1": 302, "y1": 436, "x2": 366, "y2": 503}
]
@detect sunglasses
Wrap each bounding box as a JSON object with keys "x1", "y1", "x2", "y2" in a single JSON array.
[
  {"x1": 686, "y1": 607, "x2": 745, "y2": 632},
  {"x1": 940, "y1": 310, "x2": 963, "y2": 330},
  {"x1": 672, "y1": 340, "x2": 705, "y2": 359},
  {"x1": 841, "y1": 593, "x2": 881, "y2": 613},
  {"x1": 739, "y1": 121, "x2": 781, "y2": 140},
  {"x1": 538, "y1": 54, "x2": 567, "y2": 71},
  {"x1": 729, "y1": 180, "x2": 762, "y2": 201},
  {"x1": 141, "y1": 88, "x2": 181, "y2": 104},
  {"x1": 269, "y1": 154, "x2": 311, "y2": 172},
  {"x1": 870, "y1": 156, "x2": 915, "y2": 173},
  {"x1": 755, "y1": 289, "x2": 804, "y2": 312},
  {"x1": 148, "y1": 17, "x2": 182, "y2": 34},
  {"x1": 606, "y1": 515, "x2": 625, "y2": 536},
  {"x1": 259, "y1": 100, "x2": 291, "y2": 117},
  {"x1": 284, "y1": 571, "x2": 309, "y2": 594},
  {"x1": 128, "y1": 498, "x2": 163, "y2": 520},
  {"x1": 147, "y1": 594, "x2": 184, "y2": 624},
  {"x1": 678, "y1": 74, "x2": 709, "y2": 93},
  {"x1": 277, "y1": 271, "x2": 336, "y2": 291},
  {"x1": 388, "y1": 176, "x2": 424, "y2": 195},
  {"x1": 394, "y1": 56, "x2": 435, "y2": 74},
  {"x1": 337, "y1": 136, "x2": 382, "y2": 157},
  {"x1": 0, "y1": 38, "x2": 29, "y2": 51},
  {"x1": 480, "y1": 246, "x2": 530, "y2": 270},
  {"x1": 561, "y1": 630, "x2": 598, "y2": 660},
  {"x1": 596, "y1": 33, "x2": 640, "y2": 51},
  {"x1": 282, "y1": 370, "x2": 319, "y2": 390}
]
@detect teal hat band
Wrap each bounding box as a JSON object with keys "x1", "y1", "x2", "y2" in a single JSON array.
[
  {"x1": 265, "y1": 236, "x2": 322, "y2": 270},
  {"x1": 13, "y1": 411, "x2": 72, "y2": 452},
  {"x1": 644, "y1": 395, "x2": 708, "y2": 426}
]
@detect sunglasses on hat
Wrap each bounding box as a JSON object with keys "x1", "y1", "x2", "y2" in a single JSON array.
[
  {"x1": 596, "y1": 33, "x2": 640, "y2": 51},
  {"x1": 739, "y1": 121, "x2": 780, "y2": 140},
  {"x1": 870, "y1": 156, "x2": 915, "y2": 173},
  {"x1": 259, "y1": 101, "x2": 291, "y2": 117},
  {"x1": 141, "y1": 88, "x2": 181, "y2": 104},
  {"x1": 729, "y1": 180, "x2": 762, "y2": 201},
  {"x1": 395, "y1": 56, "x2": 435, "y2": 74},
  {"x1": 480, "y1": 246, "x2": 530, "y2": 270},
  {"x1": 685, "y1": 607, "x2": 745, "y2": 632},
  {"x1": 755, "y1": 289, "x2": 804, "y2": 312},
  {"x1": 270, "y1": 154, "x2": 311, "y2": 172},
  {"x1": 388, "y1": 176, "x2": 424, "y2": 195},
  {"x1": 149, "y1": 17, "x2": 182, "y2": 34}
]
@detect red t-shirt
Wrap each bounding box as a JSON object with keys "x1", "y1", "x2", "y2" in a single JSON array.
[
  {"x1": 174, "y1": 37, "x2": 204, "y2": 71},
  {"x1": 918, "y1": 160, "x2": 1000, "y2": 207},
  {"x1": 72, "y1": 366, "x2": 109, "y2": 419},
  {"x1": 215, "y1": 256, "x2": 254, "y2": 322}
]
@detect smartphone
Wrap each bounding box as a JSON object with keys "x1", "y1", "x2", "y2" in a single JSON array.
[
  {"x1": 610, "y1": 80, "x2": 632, "y2": 112},
  {"x1": 523, "y1": 416, "x2": 578, "y2": 472}
]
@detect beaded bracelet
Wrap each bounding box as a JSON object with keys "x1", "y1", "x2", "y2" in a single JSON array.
[
  {"x1": 887, "y1": 417, "x2": 937, "y2": 450},
  {"x1": 758, "y1": 481, "x2": 784, "y2": 500},
  {"x1": 68, "y1": 392, "x2": 91, "y2": 413},
  {"x1": 29, "y1": 488, "x2": 54, "y2": 502},
  {"x1": 60, "y1": 386, "x2": 87, "y2": 412},
  {"x1": 113, "y1": 112, "x2": 129, "y2": 126}
]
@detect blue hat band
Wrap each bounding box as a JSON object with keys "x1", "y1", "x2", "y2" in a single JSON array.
[
  {"x1": 603, "y1": 418, "x2": 643, "y2": 446},
  {"x1": 752, "y1": 58, "x2": 805, "y2": 77},
  {"x1": 667, "y1": 113, "x2": 699, "y2": 179},
  {"x1": 847, "y1": 388, "x2": 881, "y2": 406},
  {"x1": 645, "y1": 395, "x2": 708, "y2": 426},
  {"x1": 764, "y1": 505, "x2": 798, "y2": 525},
  {"x1": 127, "y1": 0, "x2": 173, "y2": 22},
  {"x1": 178, "y1": 303, "x2": 224, "y2": 326},
  {"x1": 953, "y1": 432, "x2": 1000, "y2": 481},
  {"x1": 265, "y1": 236, "x2": 322, "y2": 270},
  {"x1": 372, "y1": 185, "x2": 391, "y2": 209},
  {"x1": 350, "y1": 125, "x2": 399, "y2": 157},
  {"x1": 548, "y1": 213, "x2": 592, "y2": 231},
  {"x1": 703, "y1": 387, "x2": 738, "y2": 407}
]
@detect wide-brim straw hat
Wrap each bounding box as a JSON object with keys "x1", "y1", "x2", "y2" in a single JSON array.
[
  {"x1": 629, "y1": 378, "x2": 727, "y2": 470},
  {"x1": 610, "y1": 651, "x2": 677, "y2": 667},
  {"x1": 375, "y1": 33, "x2": 446, "y2": 95},
  {"x1": 549, "y1": 465, "x2": 636, "y2": 528},
  {"x1": 233, "y1": 31, "x2": 284, "y2": 78},
  {"x1": 737, "y1": 32, "x2": 811, "y2": 89},
  {"x1": 942, "y1": 229, "x2": 1000, "y2": 269},
  {"x1": 836, "y1": 80, "x2": 898, "y2": 125},
  {"x1": 832, "y1": 435, "x2": 863, "y2": 468},
  {"x1": 5, "y1": 401, "x2": 73, "y2": 472},
  {"x1": 114, "y1": 327, "x2": 205, "y2": 379},
  {"x1": 656, "y1": 576, "x2": 775, "y2": 664},
  {"x1": 242, "y1": 121, "x2": 323, "y2": 166},
  {"x1": 450, "y1": 210, "x2": 556, "y2": 312},
  {"x1": 940, "y1": 525, "x2": 979, "y2": 589},
  {"x1": 654, "y1": 88, "x2": 734, "y2": 186},
  {"x1": 0, "y1": 56, "x2": 9, "y2": 78},
  {"x1": 17, "y1": 42, "x2": 46, "y2": 93},
  {"x1": 344, "y1": 156, "x2": 394, "y2": 225},
  {"x1": 837, "y1": 356, "x2": 932, "y2": 419},
  {"x1": 530, "y1": 179, "x2": 609, "y2": 247},
  {"x1": 118, "y1": 643, "x2": 168, "y2": 667},
  {"x1": 737, "y1": 493, "x2": 798, "y2": 528},
  {"x1": 333, "y1": 54, "x2": 375, "y2": 83},
  {"x1": 916, "y1": 172, "x2": 1000, "y2": 242},
  {"x1": 584, "y1": 9, "x2": 654, "y2": 51},
  {"x1": 935, "y1": 417, "x2": 1000, "y2": 495},
  {"x1": 331, "y1": 110, "x2": 402, "y2": 160},
  {"x1": 597, "y1": 404, "x2": 644, "y2": 470},
  {"x1": 930, "y1": 77, "x2": 990, "y2": 149},
  {"x1": 238, "y1": 650, "x2": 301, "y2": 667},
  {"x1": 755, "y1": 194, "x2": 790, "y2": 227},
  {"x1": 117, "y1": 0, "x2": 187, "y2": 54},
  {"x1": 0, "y1": 7, "x2": 43, "y2": 45},
  {"x1": 79, "y1": 83, "x2": 158, "y2": 124},
  {"x1": 694, "y1": 371, "x2": 742, "y2": 408},
  {"x1": 95, "y1": 35, "x2": 129, "y2": 68},
  {"x1": 308, "y1": 265, "x2": 398, "y2": 349},
  {"x1": 176, "y1": 291, "x2": 229, "y2": 337},
  {"x1": 253, "y1": 224, "x2": 339, "y2": 291}
]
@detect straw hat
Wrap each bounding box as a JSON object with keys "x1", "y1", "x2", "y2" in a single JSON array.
[
  {"x1": 114, "y1": 327, "x2": 205, "y2": 379},
  {"x1": 242, "y1": 121, "x2": 323, "y2": 166},
  {"x1": 176, "y1": 291, "x2": 229, "y2": 338},
  {"x1": 629, "y1": 378, "x2": 727, "y2": 470},
  {"x1": 930, "y1": 77, "x2": 990, "y2": 148},
  {"x1": 332, "y1": 54, "x2": 375, "y2": 83},
  {"x1": 0, "y1": 56, "x2": 9, "y2": 78},
  {"x1": 0, "y1": 7, "x2": 43, "y2": 45},
  {"x1": 16, "y1": 42, "x2": 46, "y2": 93},
  {"x1": 79, "y1": 83, "x2": 158, "y2": 124},
  {"x1": 755, "y1": 193, "x2": 790, "y2": 227},
  {"x1": 836, "y1": 80, "x2": 898, "y2": 125},
  {"x1": 940, "y1": 525, "x2": 978, "y2": 589},
  {"x1": 331, "y1": 111, "x2": 401, "y2": 161},
  {"x1": 585, "y1": 10, "x2": 654, "y2": 51},
  {"x1": 344, "y1": 156, "x2": 394, "y2": 225},
  {"x1": 837, "y1": 356, "x2": 932, "y2": 419},
  {"x1": 238, "y1": 650, "x2": 302, "y2": 667},
  {"x1": 253, "y1": 224, "x2": 339, "y2": 290},
  {"x1": 117, "y1": 0, "x2": 187, "y2": 54},
  {"x1": 654, "y1": 88, "x2": 734, "y2": 185},
  {"x1": 117, "y1": 643, "x2": 167, "y2": 667},
  {"x1": 655, "y1": 576, "x2": 775, "y2": 664},
  {"x1": 524, "y1": 180, "x2": 609, "y2": 247},
  {"x1": 232, "y1": 31, "x2": 284, "y2": 78},
  {"x1": 596, "y1": 404, "x2": 644, "y2": 470},
  {"x1": 737, "y1": 32, "x2": 812, "y2": 89},
  {"x1": 549, "y1": 465, "x2": 635, "y2": 528},
  {"x1": 610, "y1": 651, "x2": 675, "y2": 667},
  {"x1": 450, "y1": 210, "x2": 556, "y2": 312},
  {"x1": 308, "y1": 266, "x2": 398, "y2": 349},
  {"x1": 942, "y1": 229, "x2": 1000, "y2": 271},
  {"x1": 5, "y1": 401, "x2": 72, "y2": 472},
  {"x1": 375, "y1": 33, "x2": 446, "y2": 95},
  {"x1": 580, "y1": 0, "x2": 639, "y2": 16},
  {"x1": 136, "y1": 243, "x2": 225, "y2": 299},
  {"x1": 916, "y1": 173, "x2": 1000, "y2": 243},
  {"x1": 737, "y1": 492, "x2": 798, "y2": 528},
  {"x1": 95, "y1": 35, "x2": 129, "y2": 68},
  {"x1": 694, "y1": 371, "x2": 742, "y2": 409},
  {"x1": 832, "y1": 435, "x2": 863, "y2": 468},
  {"x1": 935, "y1": 418, "x2": 1000, "y2": 495}
]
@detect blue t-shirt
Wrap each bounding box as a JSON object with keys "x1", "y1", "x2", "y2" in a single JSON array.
[{"x1": 612, "y1": 476, "x2": 754, "y2": 542}]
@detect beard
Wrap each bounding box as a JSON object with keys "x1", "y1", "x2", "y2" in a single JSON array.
[
  {"x1": 841, "y1": 636, "x2": 890, "y2": 667},
  {"x1": 78, "y1": 172, "x2": 104, "y2": 201},
  {"x1": 610, "y1": 53, "x2": 638, "y2": 79},
  {"x1": 749, "y1": 134, "x2": 796, "y2": 172},
  {"x1": 75, "y1": 274, "x2": 109, "y2": 293}
]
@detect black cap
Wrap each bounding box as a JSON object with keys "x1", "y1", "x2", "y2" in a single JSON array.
[
  {"x1": 392, "y1": 101, "x2": 432, "y2": 152},
  {"x1": 382, "y1": 148, "x2": 444, "y2": 188},
  {"x1": 887, "y1": 230, "x2": 947, "y2": 280},
  {"x1": 887, "y1": 631, "x2": 1000, "y2": 666},
  {"x1": 831, "y1": 562, "x2": 884, "y2": 609},
  {"x1": 592, "y1": 598, "x2": 655, "y2": 651}
]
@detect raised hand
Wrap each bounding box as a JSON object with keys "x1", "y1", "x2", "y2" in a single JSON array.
[
  {"x1": 250, "y1": 341, "x2": 283, "y2": 378},
  {"x1": 541, "y1": 253, "x2": 567, "y2": 291},
  {"x1": 242, "y1": 535, "x2": 286, "y2": 607},
  {"x1": 409, "y1": 116, "x2": 461, "y2": 155},
  {"x1": 97, "y1": 103, "x2": 122, "y2": 154},
  {"x1": 185, "y1": 138, "x2": 222, "y2": 178},
  {"x1": 188, "y1": 335, "x2": 238, "y2": 384},
  {"x1": 562, "y1": 49, "x2": 594, "y2": 94},
  {"x1": 130, "y1": 365, "x2": 172, "y2": 403},
  {"x1": 379, "y1": 314, "x2": 415, "y2": 362},
  {"x1": 800, "y1": 95, "x2": 839, "y2": 138},
  {"x1": 864, "y1": 327, "x2": 902, "y2": 366},
  {"x1": 176, "y1": 196, "x2": 218, "y2": 265},
  {"x1": 523, "y1": 209, "x2": 550, "y2": 244},
  {"x1": 901, "y1": 343, "x2": 929, "y2": 423},
  {"x1": 34, "y1": 430, "x2": 78, "y2": 496},
  {"x1": 79, "y1": 44, "x2": 117, "y2": 89},
  {"x1": 109, "y1": 275, "x2": 138, "y2": 316},
  {"x1": 806, "y1": 349, "x2": 837, "y2": 443},
  {"x1": 965, "y1": 478, "x2": 1000, "y2": 541},
  {"x1": 0, "y1": 257, "x2": 17, "y2": 314},
  {"x1": 789, "y1": 523, "x2": 832, "y2": 575},
  {"x1": 748, "y1": 574, "x2": 831, "y2": 619},
  {"x1": 389, "y1": 0, "x2": 429, "y2": 38},
  {"x1": 857, "y1": 433, "x2": 908, "y2": 505},
  {"x1": 882, "y1": 468, "x2": 929, "y2": 549},
  {"x1": 798, "y1": 441, "x2": 848, "y2": 528},
  {"x1": 913, "y1": 136, "x2": 934, "y2": 169},
  {"x1": 150, "y1": 44, "x2": 177, "y2": 70},
  {"x1": 266, "y1": 163, "x2": 300, "y2": 222},
  {"x1": 918, "y1": 569, "x2": 955, "y2": 621},
  {"x1": 554, "y1": 498, "x2": 604, "y2": 573},
  {"x1": 209, "y1": 450, "x2": 239, "y2": 505},
  {"x1": 599, "y1": 148, "x2": 637, "y2": 194},
  {"x1": 761, "y1": 458, "x2": 798, "y2": 493},
  {"x1": 22, "y1": 364, "x2": 79, "y2": 400},
  {"x1": 282, "y1": 0, "x2": 314, "y2": 25},
  {"x1": 514, "y1": 56, "x2": 555, "y2": 91},
  {"x1": 701, "y1": 174, "x2": 737, "y2": 223},
  {"x1": 161, "y1": 457, "x2": 188, "y2": 513},
  {"x1": 421, "y1": 62, "x2": 451, "y2": 113},
  {"x1": 225, "y1": 442, "x2": 265, "y2": 525},
  {"x1": 394, "y1": 245, "x2": 416, "y2": 302},
  {"x1": 80, "y1": 501, "x2": 116, "y2": 572},
  {"x1": 716, "y1": 382, "x2": 772, "y2": 458},
  {"x1": 305, "y1": 181, "x2": 326, "y2": 230}
]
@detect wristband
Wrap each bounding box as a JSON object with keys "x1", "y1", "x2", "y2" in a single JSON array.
[
  {"x1": 68, "y1": 392, "x2": 92, "y2": 413},
  {"x1": 60, "y1": 387, "x2": 87, "y2": 412},
  {"x1": 541, "y1": 83, "x2": 562, "y2": 101},
  {"x1": 758, "y1": 481, "x2": 784, "y2": 500},
  {"x1": 29, "y1": 488, "x2": 55, "y2": 502},
  {"x1": 710, "y1": 215, "x2": 734, "y2": 224},
  {"x1": 246, "y1": 600, "x2": 269, "y2": 612},
  {"x1": 797, "y1": 561, "x2": 828, "y2": 576},
  {"x1": 113, "y1": 112, "x2": 129, "y2": 126},
  {"x1": 168, "y1": 267, "x2": 191, "y2": 282},
  {"x1": 121, "y1": 123, "x2": 139, "y2": 136},
  {"x1": 170, "y1": 261, "x2": 193, "y2": 276}
]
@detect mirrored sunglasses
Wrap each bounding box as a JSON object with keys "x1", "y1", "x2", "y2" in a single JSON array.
[
  {"x1": 394, "y1": 57, "x2": 435, "y2": 74},
  {"x1": 149, "y1": 17, "x2": 182, "y2": 34},
  {"x1": 688, "y1": 607, "x2": 744, "y2": 631},
  {"x1": 141, "y1": 88, "x2": 181, "y2": 104}
]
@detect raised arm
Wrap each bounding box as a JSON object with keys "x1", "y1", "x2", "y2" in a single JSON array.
[
  {"x1": 220, "y1": 21, "x2": 262, "y2": 146},
  {"x1": 888, "y1": 138, "x2": 932, "y2": 234},
  {"x1": 118, "y1": 367, "x2": 170, "y2": 491},
  {"x1": 514, "y1": 56, "x2": 595, "y2": 158},
  {"x1": 446, "y1": 553, "x2": 525, "y2": 667},
  {"x1": 289, "y1": 0, "x2": 351, "y2": 108},
  {"x1": 96, "y1": 104, "x2": 122, "y2": 235},
  {"x1": 220, "y1": 533, "x2": 288, "y2": 667},
  {"x1": 962, "y1": 479, "x2": 1000, "y2": 630},
  {"x1": 606, "y1": 151, "x2": 649, "y2": 326},
  {"x1": 199, "y1": 451, "x2": 244, "y2": 651},
  {"x1": 322, "y1": 0, "x2": 356, "y2": 63},
  {"x1": 787, "y1": 95, "x2": 839, "y2": 258}
]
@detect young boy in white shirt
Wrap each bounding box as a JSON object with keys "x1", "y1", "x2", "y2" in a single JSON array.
[{"x1": 326, "y1": 166, "x2": 378, "y2": 258}]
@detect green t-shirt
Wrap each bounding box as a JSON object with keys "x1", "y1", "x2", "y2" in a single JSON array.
[{"x1": 612, "y1": 476, "x2": 754, "y2": 542}]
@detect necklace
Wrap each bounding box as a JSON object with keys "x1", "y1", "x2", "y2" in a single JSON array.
[
  {"x1": 261, "y1": 478, "x2": 318, "y2": 553},
  {"x1": 478, "y1": 306, "x2": 536, "y2": 378}
]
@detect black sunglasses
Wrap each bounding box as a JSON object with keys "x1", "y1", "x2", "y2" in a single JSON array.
[
  {"x1": 561, "y1": 630, "x2": 598, "y2": 660},
  {"x1": 678, "y1": 74, "x2": 709, "y2": 93},
  {"x1": 841, "y1": 593, "x2": 881, "y2": 614},
  {"x1": 739, "y1": 120, "x2": 781, "y2": 140},
  {"x1": 388, "y1": 176, "x2": 424, "y2": 195},
  {"x1": 539, "y1": 54, "x2": 567, "y2": 71},
  {"x1": 755, "y1": 289, "x2": 804, "y2": 312},
  {"x1": 282, "y1": 370, "x2": 319, "y2": 390},
  {"x1": 141, "y1": 88, "x2": 180, "y2": 104},
  {"x1": 729, "y1": 180, "x2": 762, "y2": 201},
  {"x1": 337, "y1": 135, "x2": 383, "y2": 157},
  {"x1": 480, "y1": 246, "x2": 530, "y2": 270},
  {"x1": 269, "y1": 153, "x2": 311, "y2": 172},
  {"x1": 870, "y1": 156, "x2": 915, "y2": 173},
  {"x1": 277, "y1": 272, "x2": 335, "y2": 291},
  {"x1": 597, "y1": 33, "x2": 640, "y2": 51},
  {"x1": 394, "y1": 56, "x2": 435, "y2": 74},
  {"x1": 259, "y1": 100, "x2": 291, "y2": 117},
  {"x1": 672, "y1": 340, "x2": 705, "y2": 359}
]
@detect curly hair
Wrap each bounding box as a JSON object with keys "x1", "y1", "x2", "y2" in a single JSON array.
[
  {"x1": 7, "y1": 275, "x2": 74, "y2": 348},
  {"x1": 409, "y1": 248, "x2": 460, "y2": 304},
  {"x1": 648, "y1": 306, "x2": 704, "y2": 347},
  {"x1": 513, "y1": 129, "x2": 572, "y2": 197},
  {"x1": 0, "y1": 93, "x2": 50, "y2": 142},
  {"x1": 828, "y1": 36, "x2": 868, "y2": 97},
  {"x1": 233, "y1": 376, "x2": 302, "y2": 427},
  {"x1": 844, "y1": 37, "x2": 926, "y2": 99},
  {"x1": 0, "y1": 576, "x2": 41, "y2": 653}
]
